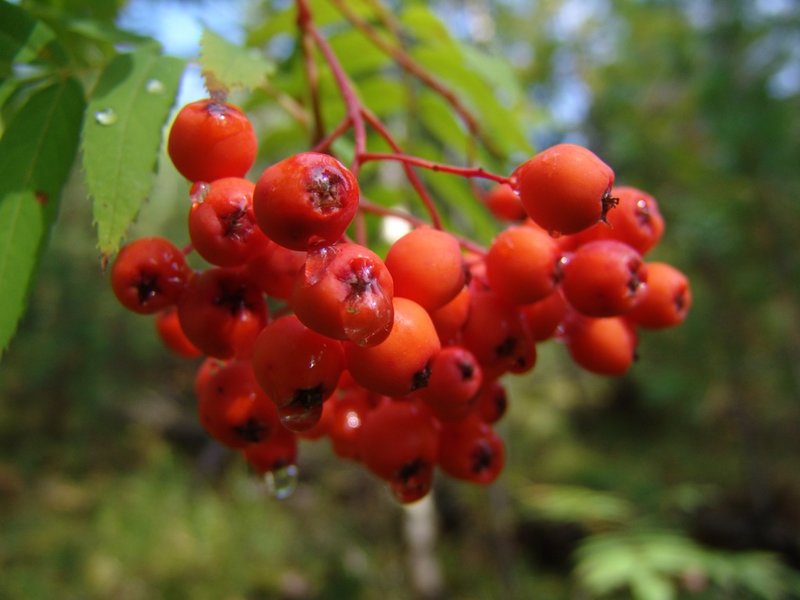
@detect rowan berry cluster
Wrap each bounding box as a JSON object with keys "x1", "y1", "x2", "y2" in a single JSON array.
[{"x1": 110, "y1": 97, "x2": 691, "y2": 503}]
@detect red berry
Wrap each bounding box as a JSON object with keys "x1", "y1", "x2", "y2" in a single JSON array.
[
  {"x1": 438, "y1": 415, "x2": 505, "y2": 485},
  {"x1": 513, "y1": 143, "x2": 615, "y2": 235},
  {"x1": 475, "y1": 379, "x2": 508, "y2": 424},
  {"x1": 428, "y1": 285, "x2": 470, "y2": 345},
  {"x1": 244, "y1": 240, "x2": 306, "y2": 300},
  {"x1": 358, "y1": 399, "x2": 439, "y2": 503},
  {"x1": 345, "y1": 297, "x2": 441, "y2": 397},
  {"x1": 251, "y1": 314, "x2": 345, "y2": 431},
  {"x1": 177, "y1": 267, "x2": 268, "y2": 359},
  {"x1": 290, "y1": 242, "x2": 394, "y2": 347},
  {"x1": 154, "y1": 307, "x2": 202, "y2": 358},
  {"x1": 243, "y1": 425, "x2": 298, "y2": 474},
  {"x1": 168, "y1": 99, "x2": 257, "y2": 182},
  {"x1": 561, "y1": 240, "x2": 648, "y2": 317},
  {"x1": 484, "y1": 183, "x2": 527, "y2": 222},
  {"x1": 486, "y1": 225, "x2": 562, "y2": 305},
  {"x1": 563, "y1": 312, "x2": 638, "y2": 375},
  {"x1": 414, "y1": 345, "x2": 483, "y2": 422},
  {"x1": 519, "y1": 289, "x2": 568, "y2": 342},
  {"x1": 253, "y1": 152, "x2": 360, "y2": 251},
  {"x1": 110, "y1": 236, "x2": 191, "y2": 314},
  {"x1": 384, "y1": 227, "x2": 466, "y2": 312},
  {"x1": 187, "y1": 177, "x2": 269, "y2": 267},
  {"x1": 194, "y1": 359, "x2": 279, "y2": 448},
  {"x1": 627, "y1": 262, "x2": 691, "y2": 329}
]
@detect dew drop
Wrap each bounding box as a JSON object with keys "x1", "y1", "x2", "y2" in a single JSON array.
[
  {"x1": 263, "y1": 464, "x2": 299, "y2": 500},
  {"x1": 145, "y1": 79, "x2": 165, "y2": 94},
  {"x1": 341, "y1": 281, "x2": 393, "y2": 347},
  {"x1": 94, "y1": 108, "x2": 117, "y2": 126},
  {"x1": 279, "y1": 402, "x2": 323, "y2": 432},
  {"x1": 303, "y1": 243, "x2": 337, "y2": 286},
  {"x1": 190, "y1": 181, "x2": 211, "y2": 204}
]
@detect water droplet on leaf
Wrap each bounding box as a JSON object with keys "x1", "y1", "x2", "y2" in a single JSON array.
[
  {"x1": 145, "y1": 79, "x2": 165, "y2": 94},
  {"x1": 94, "y1": 108, "x2": 117, "y2": 126}
]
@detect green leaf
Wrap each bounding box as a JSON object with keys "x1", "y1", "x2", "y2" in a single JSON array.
[
  {"x1": 82, "y1": 48, "x2": 184, "y2": 257},
  {"x1": 0, "y1": 78, "x2": 85, "y2": 355},
  {"x1": 200, "y1": 28, "x2": 274, "y2": 93}
]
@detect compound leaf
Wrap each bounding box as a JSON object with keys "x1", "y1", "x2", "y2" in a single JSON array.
[
  {"x1": 83, "y1": 47, "x2": 183, "y2": 257},
  {"x1": 0, "y1": 78, "x2": 85, "y2": 355},
  {"x1": 200, "y1": 27, "x2": 274, "y2": 94}
]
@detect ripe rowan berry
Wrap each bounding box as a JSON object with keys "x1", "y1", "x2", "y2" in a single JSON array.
[
  {"x1": 484, "y1": 182, "x2": 527, "y2": 222},
  {"x1": 243, "y1": 425, "x2": 298, "y2": 475},
  {"x1": 253, "y1": 152, "x2": 359, "y2": 251},
  {"x1": 557, "y1": 185, "x2": 665, "y2": 255},
  {"x1": 519, "y1": 289, "x2": 568, "y2": 342},
  {"x1": 358, "y1": 399, "x2": 439, "y2": 503},
  {"x1": 177, "y1": 267, "x2": 268, "y2": 359},
  {"x1": 327, "y1": 387, "x2": 374, "y2": 461},
  {"x1": 154, "y1": 307, "x2": 202, "y2": 358},
  {"x1": 428, "y1": 285, "x2": 470, "y2": 345},
  {"x1": 513, "y1": 143, "x2": 616, "y2": 235},
  {"x1": 244, "y1": 240, "x2": 306, "y2": 300},
  {"x1": 345, "y1": 297, "x2": 441, "y2": 397},
  {"x1": 187, "y1": 177, "x2": 269, "y2": 267},
  {"x1": 414, "y1": 345, "x2": 483, "y2": 422},
  {"x1": 475, "y1": 379, "x2": 508, "y2": 424},
  {"x1": 290, "y1": 242, "x2": 394, "y2": 347},
  {"x1": 627, "y1": 262, "x2": 692, "y2": 328},
  {"x1": 384, "y1": 227, "x2": 466, "y2": 312},
  {"x1": 251, "y1": 314, "x2": 345, "y2": 431},
  {"x1": 168, "y1": 99, "x2": 257, "y2": 182},
  {"x1": 561, "y1": 240, "x2": 648, "y2": 317},
  {"x1": 110, "y1": 236, "x2": 192, "y2": 314},
  {"x1": 461, "y1": 285, "x2": 536, "y2": 375},
  {"x1": 563, "y1": 312, "x2": 638, "y2": 375},
  {"x1": 438, "y1": 415, "x2": 505, "y2": 485},
  {"x1": 194, "y1": 359, "x2": 280, "y2": 448},
  {"x1": 486, "y1": 225, "x2": 562, "y2": 305}
]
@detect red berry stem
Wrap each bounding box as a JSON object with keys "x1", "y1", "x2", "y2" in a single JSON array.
[
  {"x1": 311, "y1": 116, "x2": 353, "y2": 154},
  {"x1": 298, "y1": 4, "x2": 325, "y2": 145},
  {"x1": 360, "y1": 108, "x2": 444, "y2": 230},
  {"x1": 359, "y1": 152, "x2": 512, "y2": 186},
  {"x1": 297, "y1": 0, "x2": 367, "y2": 173}
]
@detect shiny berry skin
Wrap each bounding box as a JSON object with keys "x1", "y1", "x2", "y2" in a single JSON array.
[
  {"x1": 429, "y1": 285, "x2": 470, "y2": 345},
  {"x1": 384, "y1": 227, "x2": 466, "y2": 312},
  {"x1": 438, "y1": 415, "x2": 505, "y2": 485},
  {"x1": 486, "y1": 225, "x2": 562, "y2": 305},
  {"x1": 484, "y1": 183, "x2": 527, "y2": 222},
  {"x1": 253, "y1": 152, "x2": 360, "y2": 251},
  {"x1": 414, "y1": 345, "x2": 483, "y2": 422},
  {"x1": 251, "y1": 314, "x2": 345, "y2": 431},
  {"x1": 111, "y1": 237, "x2": 191, "y2": 314},
  {"x1": 187, "y1": 178, "x2": 269, "y2": 267},
  {"x1": 475, "y1": 379, "x2": 508, "y2": 424},
  {"x1": 290, "y1": 242, "x2": 394, "y2": 347},
  {"x1": 345, "y1": 297, "x2": 441, "y2": 397},
  {"x1": 358, "y1": 400, "x2": 439, "y2": 503},
  {"x1": 328, "y1": 388, "x2": 373, "y2": 461},
  {"x1": 563, "y1": 313, "x2": 638, "y2": 376},
  {"x1": 177, "y1": 267, "x2": 268, "y2": 359},
  {"x1": 628, "y1": 262, "x2": 691, "y2": 329},
  {"x1": 168, "y1": 99, "x2": 257, "y2": 182},
  {"x1": 154, "y1": 307, "x2": 202, "y2": 358},
  {"x1": 244, "y1": 240, "x2": 306, "y2": 300},
  {"x1": 461, "y1": 285, "x2": 536, "y2": 375},
  {"x1": 520, "y1": 289, "x2": 568, "y2": 342},
  {"x1": 558, "y1": 185, "x2": 665, "y2": 255},
  {"x1": 195, "y1": 359, "x2": 280, "y2": 449},
  {"x1": 561, "y1": 240, "x2": 648, "y2": 317},
  {"x1": 513, "y1": 143, "x2": 616, "y2": 235}
]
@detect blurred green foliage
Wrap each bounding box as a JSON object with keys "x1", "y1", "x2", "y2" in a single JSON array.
[{"x1": 2, "y1": 0, "x2": 800, "y2": 598}]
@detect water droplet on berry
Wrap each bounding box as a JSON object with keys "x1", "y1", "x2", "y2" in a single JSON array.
[
  {"x1": 94, "y1": 108, "x2": 117, "y2": 126},
  {"x1": 279, "y1": 402, "x2": 323, "y2": 432},
  {"x1": 145, "y1": 79, "x2": 165, "y2": 94},
  {"x1": 341, "y1": 282, "x2": 393, "y2": 347},
  {"x1": 263, "y1": 464, "x2": 298, "y2": 500},
  {"x1": 303, "y1": 243, "x2": 337, "y2": 286},
  {"x1": 190, "y1": 181, "x2": 211, "y2": 204}
]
